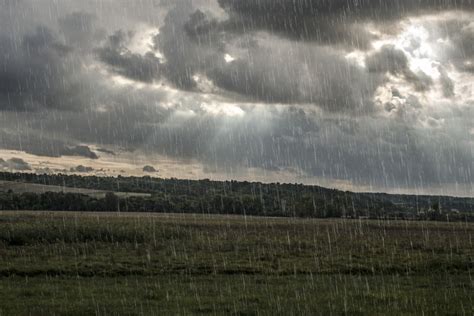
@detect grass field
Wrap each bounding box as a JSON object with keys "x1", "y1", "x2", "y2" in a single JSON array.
[
  {"x1": 0, "y1": 181, "x2": 151, "y2": 198},
  {"x1": 0, "y1": 211, "x2": 473, "y2": 315}
]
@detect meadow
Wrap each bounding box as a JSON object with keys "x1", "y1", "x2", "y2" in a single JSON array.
[
  {"x1": 0, "y1": 180, "x2": 151, "y2": 198},
  {"x1": 0, "y1": 211, "x2": 472, "y2": 315}
]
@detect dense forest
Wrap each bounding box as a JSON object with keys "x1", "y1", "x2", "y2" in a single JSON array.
[{"x1": 0, "y1": 172, "x2": 472, "y2": 221}]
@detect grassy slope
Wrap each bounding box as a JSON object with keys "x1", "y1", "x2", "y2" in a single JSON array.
[
  {"x1": 0, "y1": 180, "x2": 151, "y2": 198},
  {"x1": 0, "y1": 211, "x2": 473, "y2": 315}
]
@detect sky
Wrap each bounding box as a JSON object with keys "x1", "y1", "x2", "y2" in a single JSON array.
[{"x1": 0, "y1": 0, "x2": 473, "y2": 196}]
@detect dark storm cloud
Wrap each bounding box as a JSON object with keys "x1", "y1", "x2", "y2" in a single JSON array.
[
  {"x1": 189, "y1": 5, "x2": 374, "y2": 49},
  {"x1": 0, "y1": 25, "x2": 101, "y2": 113},
  {"x1": 0, "y1": 80, "x2": 171, "y2": 157},
  {"x1": 0, "y1": 126, "x2": 99, "y2": 159},
  {"x1": 59, "y1": 12, "x2": 106, "y2": 49},
  {"x1": 153, "y1": 0, "x2": 473, "y2": 110},
  {"x1": 366, "y1": 45, "x2": 433, "y2": 91},
  {"x1": 0, "y1": 3, "x2": 171, "y2": 154},
  {"x1": 218, "y1": 0, "x2": 474, "y2": 18},
  {"x1": 209, "y1": 0, "x2": 474, "y2": 49},
  {"x1": 207, "y1": 43, "x2": 379, "y2": 111},
  {"x1": 366, "y1": 45, "x2": 409, "y2": 73},
  {"x1": 153, "y1": 3, "x2": 380, "y2": 111},
  {"x1": 0, "y1": 27, "x2": 76, "y2": 111},
  {"x1": 154, "y1": 2, "x2": 212, "y2": 89},
  {"x1": 97, "y1": 30, "x2": 162, "y2": 83},
  {"x1": 152, "y1": 0, "x2": 240, "y2": 90}
]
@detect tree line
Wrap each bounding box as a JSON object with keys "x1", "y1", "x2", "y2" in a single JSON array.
[{"x1": 0, "y1": 172, "x2": 473, "y2": 221}]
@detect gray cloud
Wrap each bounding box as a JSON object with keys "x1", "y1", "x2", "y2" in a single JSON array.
[
  {"x1": 213, "y1": 0, "x2": 473, "y2": 48},
  {"x1": 0, "y1": 27, "x2": 79, "y2": 111},
  {"x1": 62, "y1": 146, "x2": 99, "y2": 159},
  {"x1": 59, "y1": 12, "x2": 106, "y2": 49},
  {"x1": 439, "y1": 66, "x2": 455, "y2": 98},
  {"x1": 154, "y1": 2, "x2": 209, "y2": 89},
  {"x1": 366, "y1": 45, "x2": 410, "y2": 73},
  {"x1": 218, "y1": 0, "x2": 474, "y2": 18},
  {"x1": 0, "y1": 128, "x2": 99, "y2": 159},
  {"x1": 413, "y1": 17, "x2": 474, "y2": 74},
  {"x1": 153, "y1": 4, "x2": 380, "y2": 111},
  {"x1": 143, "y1": 165, "x2": 158, "y2": 173},
  {"x1": 142, "y1": 107, "x2": 472, "y2": 191},
  {"x1": 446, "y1": 21, "x2": 474, "y2": 73},
  {"x1": 366, "y1": 45, "x2": 433, "y2": 91},
  {"x1": 98, "y1": 30, "x2": 162, "y2": 83},
  {"x1": 207, "y1": 42, "x2": 379, "y2": 111},
  {"x1": 0, "y1": 157, "x2": 32, "y2": 171},
  {"x1": 70, "y1": 165, "x2": 94, "y2": 173}
]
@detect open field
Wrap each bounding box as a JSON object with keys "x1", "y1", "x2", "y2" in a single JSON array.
[
  {"x1": 0, "y1": 211, "x2": 473, "y2": 315},
  {"x1": 0, "y1": 180, "x2": 151, "y2": 198}
]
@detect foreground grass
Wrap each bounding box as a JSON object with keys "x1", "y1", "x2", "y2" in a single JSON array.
[
  {"x1": 1, "y1": 274, "x2": 472, "y2": 315},
  {"x1": 0, "y1": 211, "x2": 473, "y2": 315}
]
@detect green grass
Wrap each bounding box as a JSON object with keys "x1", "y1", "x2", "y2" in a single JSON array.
[
  {"x1": 1, "y1": 274, "x2": 472, "y2": 315},
  {"x1": 0, "y1": 180, "x2": 151, "y2": 198},
  {"x1": 0, "y1": 211, "x2": 473, "y2": 315}
]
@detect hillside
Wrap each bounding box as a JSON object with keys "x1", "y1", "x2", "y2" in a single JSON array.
[
  {"x1": 0, "y1": 181, "x2": 150, "y2": 198},
  {"x1": 0, "y1": 172, "x2": 472, "y2": 221}
]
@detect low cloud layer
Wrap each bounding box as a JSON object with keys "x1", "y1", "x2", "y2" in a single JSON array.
[
  {"x1": 0, "y1": 158, "x2": 32, "y2": 171},
  {"x1": 70, "y1": 165, "x2": 95, "y2": 173},
  {"x1": 143, "y1": 165, "x2": 158, "y2": 173},
  {"x1": 0, "y1": 0, "x2": 472, "y2": 196},
  {"x1": 98, "y1": 30, "x2": 162, "y2": 83}
]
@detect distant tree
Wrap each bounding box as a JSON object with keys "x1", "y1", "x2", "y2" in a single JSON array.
[
  {"x1": 105, "y1": 192, "x2": 120, "y2": 212},
  {"x1": 431, "y1": 202, "x2": 441, "y2": 213}
]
